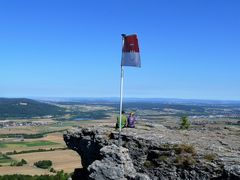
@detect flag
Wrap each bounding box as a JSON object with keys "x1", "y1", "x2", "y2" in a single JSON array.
[{"x1": 121, "y1": 34, "x2": 141, "y2": 67}]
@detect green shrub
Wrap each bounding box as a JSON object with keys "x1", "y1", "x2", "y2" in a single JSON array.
[
  {"x1": 21, "y1": 159, "x2": 27, "y2": 164},
  {"x1": 50, "y1": 167, "x2": 57, "y2": 173},
  {"x1": 180, "y1": 116, "x2": 190, "y2": 129},
  {"x1": 204, "y1": 153, "x2": 216, "y2": 162},
  {"x1": 16, "y1": 161, "x2": 23, "y2": 166},
  {"x1": 55, "y1": 170, "x2": 71, "y2": 180},
  {"x1": 174, "y1": 155, "x2": 196, "y2": 166},
  {"x1": 34, "y1": 160, "x2": 52, "y2": 169},
  {"x1": 158, "y1": 155, "x2": 168, "y2": 162},
  {"x1": 143, "y1": 160, "x2": 155, "y2": 168},
  {"x1": 10, "y1": 159, "x2": 27, "y2": 166},
  {"x1": 10, "y1": 161, "x2": 17, "y2": 166},
  {"x1": 174, "y1": 144, "x2": 196, "y2": 155}
]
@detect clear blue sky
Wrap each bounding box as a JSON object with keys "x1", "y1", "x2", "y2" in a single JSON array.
[{"x1": 0, "y1": 0, "x2": 240, "y2": 100}]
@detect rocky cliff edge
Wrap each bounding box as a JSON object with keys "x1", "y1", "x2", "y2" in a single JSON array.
[{"x1": 63, "y1": 122, "x2": 240, "y2": 180}]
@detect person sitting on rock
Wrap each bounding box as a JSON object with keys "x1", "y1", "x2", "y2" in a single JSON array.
[
  {"x1": 127, "y1": 112, "x2": 137, "y2": 128},
  {"x1": 116, "y1": 111, "x2": 127, "y2": 129}
]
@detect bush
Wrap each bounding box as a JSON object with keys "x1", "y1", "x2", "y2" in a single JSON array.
[
  {"x1": 10, "y1": 159, "x2": 27, "y2": 166},
  {"x1": 174, "y1": 144, "x2": 196, "y2": 167},
  {"x1": 16, "y1": 161, "x2": 23, "y2": 166},
  {"x1": 180, "y1": 116, "x2": 190, "y2": 129},
  {"x1": 204, "y1": 153, "x2": 216, "y2": 162},
  {"x1": 21, "y1": 159, "x2": 27, "y2": 164},
  {"x1": 174, "y1": 154, "x2": 196, "y2": 166},
  {"x1": 143, "y1": 160, "x2": 155, "y2": 168},
  {"x1": 158, "y1": 155, "x2": 168, "y2": 162},
  {"x1": 55, "y1": 170, "x2": 71, "y2": 180},
  {"x1": 174, "y1": 144, "x2": 196, "y2": 155},
  {"x1": 34, "y1": 160, "x2": 52, "y2": 169},
  {"x1": 50, "y1": 167, "x2": 57, "y2": 173}
]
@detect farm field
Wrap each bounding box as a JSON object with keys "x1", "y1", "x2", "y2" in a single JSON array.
[
  {"x1": 0, "y1": 150, "x2": 81, "y2": 175},
  {"x1": 0, "y1": 126, "x2": 41, "y2": 135},
  {"x1": 0, "y1": 140, "x2": 58, "y2": 148},
  {"x1": 0, "y1": 120, "x2": 85, "y2": 175},
  {"x1": 0, "y1": 166, "x2": 50, "y2": 176},
  {"x1": 0, "y1": 133, "x2": 66, "y2": 154},
  {"x1": 0, "y1": 154, "x2": 12, "y2": 166},
  {"x1": 1, "y1": 99, "x2": 240, "y2": 178}
]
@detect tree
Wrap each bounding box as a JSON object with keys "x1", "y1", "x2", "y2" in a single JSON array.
[
  {"x1": 21, "y1": 159, "x2": 27, "y2": 165},
  {"x1": 180, "y1": 116, "x2": 190, "y2": 129},
  {"x1": 34, "y1": 160, "x2": 52, "y2": 169}
]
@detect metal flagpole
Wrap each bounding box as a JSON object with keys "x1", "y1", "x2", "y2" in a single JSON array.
[
  {"x1": 119, "y1": 65, "x2": 124, "y2": 133},
  {"x1": 118, "y1": 34, "x2": 125, "y2": 146},
  {"x1": 118, "y1": 65, "x2": 124, "y2": 146}
]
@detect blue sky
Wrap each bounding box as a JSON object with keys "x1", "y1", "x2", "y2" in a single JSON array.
[{"x1": 0, "y1": 0, "x2": 240, "y2": 100}]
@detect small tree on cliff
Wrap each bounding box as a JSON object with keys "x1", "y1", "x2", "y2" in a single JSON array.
[{"x1": 180, "y1": 116, "x2": 190, "y2": 130}]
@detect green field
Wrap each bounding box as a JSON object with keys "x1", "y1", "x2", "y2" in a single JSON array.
[
  {"x1": 0, "y1": 155, "x2": 13, "y2": 166},
  {"x1": 0, "y1": 141, "x2": 58, "y2": 148}
]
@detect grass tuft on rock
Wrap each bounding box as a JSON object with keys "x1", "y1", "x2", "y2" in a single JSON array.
[
  {"x1": 174, "y1": 144, "x2": 196, "y2": 155},
  {"x1": 144, "y1": 160, "x2": 155, "y2": 168},
  {"x1": 158, "y1": 155, "x2": 168, "y2": 163},
  {"x1": 204, "y1": 153, "x2": 216, "y2": 162},
  {"x1": 174, "y1": 155, "x2": 196, "y2": 167}
]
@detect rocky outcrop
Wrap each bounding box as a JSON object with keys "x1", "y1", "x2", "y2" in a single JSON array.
[
  {"x1": 63, "y1": 122, "x2": 240, "y2": 180},
  {"x1": 87, "y1": 144, "x2": 150, "y2": 180}
]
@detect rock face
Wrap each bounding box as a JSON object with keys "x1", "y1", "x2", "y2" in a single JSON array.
[
  {"x1": 88, "y1": 144, "x2": 137, "y2": 180},
  {"x1": 63, "y1": 122, "x2": 240, "y2": 180}
]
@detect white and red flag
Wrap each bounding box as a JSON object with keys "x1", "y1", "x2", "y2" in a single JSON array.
[{"x1": 121, "y1": 34, "x2": 141, "y2": 67}]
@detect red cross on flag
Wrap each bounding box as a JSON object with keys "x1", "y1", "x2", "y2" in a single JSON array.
[{"x1": 121, "y1": 34, "x2": 141, "y2": 67}]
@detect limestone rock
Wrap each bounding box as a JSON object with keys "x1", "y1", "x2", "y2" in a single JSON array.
[
  {"x1": 63, "y1": 122, "x2": 240, "y2": 180},
  {"x1": 88, "y1": 144, "x2": 137, "y2": 180}
]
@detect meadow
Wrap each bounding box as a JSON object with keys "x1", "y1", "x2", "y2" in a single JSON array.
[
  {"x1": 0, "y1": 119, "x2": 83, "y2": 175},
  {"x1": 0, "y1": 141, "x2": 58, "y2": 148},
  {"x1": 0, "y1": 154, "x2": 12, "y2": 166}
]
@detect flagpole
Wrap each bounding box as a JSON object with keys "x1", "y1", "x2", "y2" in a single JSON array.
[
  {"x1": 118, "y1": 34, "x2": 126, "y2": 146},
  {"x1": 119, "y1": 65, "x2": 124, "y2": 134},
  {"x1": 118, "y1": 33, "x2": 140, "y2": 146}
]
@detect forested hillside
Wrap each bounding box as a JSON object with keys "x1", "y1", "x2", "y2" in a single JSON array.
[{"x1": 0, "y1": 98, "x2": 65, "y2": 119}]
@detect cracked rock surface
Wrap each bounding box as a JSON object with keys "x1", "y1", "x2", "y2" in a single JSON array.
[{"x1": 64, "y1": 121, "x2": 240, "y2": 180}]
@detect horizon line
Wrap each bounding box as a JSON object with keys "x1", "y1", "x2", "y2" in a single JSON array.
[{"x1": 1, "y1": 96, "x2": 240, "y2": 102}]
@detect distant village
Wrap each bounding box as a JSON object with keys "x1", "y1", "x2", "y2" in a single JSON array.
[{"x1": 0, "y1": 120, "x2": 51, "y2": 128}]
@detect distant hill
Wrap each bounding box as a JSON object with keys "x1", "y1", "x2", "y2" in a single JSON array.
[
  {"x1": 36, "y1": 97, "x2": 240, "y2": 105},
  {"x1": 0, "y1": 98, "x2": 65, "y2": 119}
]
